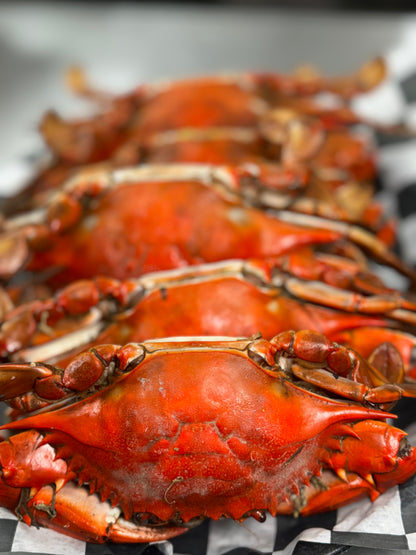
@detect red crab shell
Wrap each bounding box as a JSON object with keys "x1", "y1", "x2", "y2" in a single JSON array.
[
  {"x1": 0, "y1": 333, "x2": 415, "y2": 543},
  {"x1": 0, "y1": 163, "x2": 411, "y2": 294},
  {"x1": 3, "y1": 258, "x2": 416, "y2": 386}
]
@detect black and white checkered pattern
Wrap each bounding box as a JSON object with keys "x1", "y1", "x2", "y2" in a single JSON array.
[
  {"x1": 0, "y1": 472, "x2": 416, "y2": 554},
  {"x1": 1, "y1": 44, "x2": 416, "y2": 555}
]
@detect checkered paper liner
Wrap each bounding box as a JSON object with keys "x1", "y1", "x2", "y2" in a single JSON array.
[{"x1": 1, "y1": 32, "x2": 416, "y2": 555}]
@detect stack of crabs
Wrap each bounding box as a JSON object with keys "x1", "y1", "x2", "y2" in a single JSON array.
[{"x1": 0, "y1": 58, "x2": 416, "y2": 544}]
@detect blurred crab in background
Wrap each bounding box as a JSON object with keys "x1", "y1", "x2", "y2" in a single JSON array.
[{"x1": 0, "y1": 58, "x2": 415, "y2": 544}]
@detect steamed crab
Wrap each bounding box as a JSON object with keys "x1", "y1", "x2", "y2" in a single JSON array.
[
  {"x1": 0, "y1": 163, "x2": 410, "y2": 295},
  {"x1": 0, "y1": 58, "x2": 416, "y2": 547},
  {"x1": 11, "y1": 57, "x2": 387, "y2": 212},
  {"x1": 0, "y1": 332, "x2": 415, "y2": 543},
  {"x1": 2, "y1": 257, "x2": 416, "y2": 385}
]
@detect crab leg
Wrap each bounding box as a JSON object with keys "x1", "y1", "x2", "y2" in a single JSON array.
[
  {"x1": 270, "y1": 330, "x2": 416, "y2": 405},
  {"x1": 283, "y1": 279, "x2": 416, "y2": 324},
  {"x1": 0, "y1": 344, "x2": 125, "y2": 414},
  {"x1": 2, "y1": 162, "x2": 386, "y2": 233},
  {"x1": 30, "y1": 482, "x2": 192, "y2": 543},
  {"x1": 291, "y1": 363, "x2": 416, "y2": 405},
  {"x1": 275, "y1": 210, "x2": 416, "y2": 284},
  {"x1": 332, "y1": 327, "x2": 416, "y2": 382},
  {"x1": 271, "y1": 329, "x2": 415, "y2": 388}
]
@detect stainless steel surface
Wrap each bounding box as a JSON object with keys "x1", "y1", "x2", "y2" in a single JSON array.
[{"x1": 0, "y1": 2, "x2": 411, "y2": 190}]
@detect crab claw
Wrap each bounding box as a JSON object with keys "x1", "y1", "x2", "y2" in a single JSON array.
[
  {"x1": 287, "y1": 421, "x2": 416, "y2": 516},
  {"x1": 0, "y1": 429, "x2": 191, "y2": 543},
  {"x1": 308, "y1": 437, "x2": 416, "y2": 514},
  {"x1": 29, "y1": 482, "x2": 192, "y2": 543},
  {"x1": 0, "y1": 430, "x2": 190, "y2": 543}
]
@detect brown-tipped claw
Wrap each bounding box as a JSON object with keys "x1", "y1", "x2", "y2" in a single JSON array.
[{"x1": 30, "y1": 481, "x2": 192, "y2": 543}]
